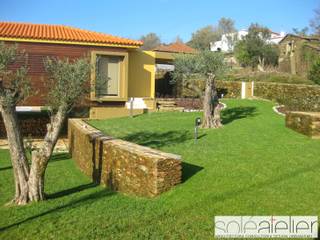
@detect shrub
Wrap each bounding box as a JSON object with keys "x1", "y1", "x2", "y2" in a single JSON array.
[{"x1": 308, "y1": 58, "x2": 320, "y2": 85}]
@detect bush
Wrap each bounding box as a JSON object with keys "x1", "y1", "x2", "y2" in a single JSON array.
[{"x1": 308, "y1": 58, "x2": 320, "y2": 85}]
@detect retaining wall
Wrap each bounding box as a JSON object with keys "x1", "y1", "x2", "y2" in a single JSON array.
[
  {"x1": 286, "y1": 111, "x2": 320, "y2": 139},
  {"x1": 254, "y1": 82, "x2": 320, "y2": 112},
  {"x1": 68, "y1": 119, "x2": 182, "y2": 197},
  {"x1": 181, "y1": 80, "x2": 320, "y2": 112}
]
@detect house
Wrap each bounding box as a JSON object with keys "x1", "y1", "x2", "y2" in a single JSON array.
[
  {"x1": 153, "y1": 42, "x2": 196, "y2": 97},
  {"x1": 0, "y1": 22, "x2": 164, "y2": 136},
  {"x1": 0, "y1": 22, "x2": 161, "y2": 117},
  {"x1": 278, "y1": 34, "x2": 320, "y2": 75},
  {"x1": 210, "y1": 29, "x2": 286, "y2": 53}
]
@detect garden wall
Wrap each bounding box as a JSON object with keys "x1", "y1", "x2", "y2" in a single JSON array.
[
  {"x1": 68, "y1": 119, "x2": 182, "y2": 197},
  {"x1": 181, "y1": 80, "x2": 320, "y2": 112},
  {"x1": 286, "y1": 111, "x2": 320, "y2": 139},
  {"x1": 181, "y1": 80, "x2": 241, "y2": 98},
  {"x1": 254, "y1": 82, "x2": 320, "y2": 111},
  {"x1": 0, "y1": 113, "x2": 50, "y2": 138}
]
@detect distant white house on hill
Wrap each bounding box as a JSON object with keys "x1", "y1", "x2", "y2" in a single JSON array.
[{"x1": 210, "y1": 29, "x2": 286, "y2": 53}]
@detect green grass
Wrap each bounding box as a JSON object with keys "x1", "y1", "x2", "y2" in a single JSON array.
[{"x1": 1, "y1": 99, "x2": 320, "y2": 239}]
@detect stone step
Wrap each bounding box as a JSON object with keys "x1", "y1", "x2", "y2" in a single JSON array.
[
  {"x1": 159, "y1": 107, "x2": 184, "y2": 112},
  {"x1": 158, "y1": 104, "x2": 177, "y2": 108},
  {"x1": 157, "y1": 101, "x2": 176, "y2": 105}
]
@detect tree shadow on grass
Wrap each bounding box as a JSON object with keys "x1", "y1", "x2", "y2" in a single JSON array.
[
  {"x1": 222, "y1": 106, "x2": 258, "y2": 125},
  {"x1": 0, "y1": 188, "x2": 115, "y2": 232},
  {"x1": 47, "y1": 182, "x2": 99, "y2": 199},
  {"x1": 123, "y1": 130, "x2": 192, "y2": 148},
  {"x1": 49, "y1": 152, "x2": 71, "y2": 162},
  {"x1": 0, "y1": 166, "x2": 12, "y2": 171},
  {"x1": 182, "y1": 162, "x2": 204, "y2": 183},
  {"x1": 201, "y1": 162, "x2": 320, "y2": 209}
]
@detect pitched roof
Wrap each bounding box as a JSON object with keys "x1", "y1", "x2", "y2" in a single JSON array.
[
  {"x1": 153, "y1": 42, "x2": 196, "y2": 54},
  {"x1": 279, "y1": 34, "x2": 320, "y2": 44},
  {"x1": 0, "y1": 22, "x2": 143, "y2": 48}
]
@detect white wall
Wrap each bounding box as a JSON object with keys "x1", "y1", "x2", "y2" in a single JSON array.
[{"x1": 210, "y1": 30, "x2": 286, "y2": 53}]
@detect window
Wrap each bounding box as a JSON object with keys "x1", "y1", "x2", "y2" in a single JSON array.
[{"x1": 95, "y1": 55, "x2": 123, "y2": 97}]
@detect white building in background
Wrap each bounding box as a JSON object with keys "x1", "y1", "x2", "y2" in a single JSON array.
[{"x1": 210, "y1": 29, "x2": 286, "y2": 53}]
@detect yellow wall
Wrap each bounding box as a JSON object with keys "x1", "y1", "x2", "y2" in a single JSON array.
[
  {"x1": 89, "y1": 50, "x2": 168, "y2": 119},
  {"x1": 128, "y1": 50, "x2": 155, "y2": 98},
  {"x1": 90, "y1": 106, "x2": 145, "y2": 119},
  {"x1": 154, "y1": 51, "x2": 174, "y2": 60}
]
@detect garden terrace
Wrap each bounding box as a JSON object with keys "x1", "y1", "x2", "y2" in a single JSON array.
[{"x1": 1, "y1": 99, "x2": 320, "y2": 239}]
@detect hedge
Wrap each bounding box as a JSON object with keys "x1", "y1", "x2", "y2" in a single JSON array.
[{"x1": 254, "y1": 82, "x2": 320, "y2": 111}]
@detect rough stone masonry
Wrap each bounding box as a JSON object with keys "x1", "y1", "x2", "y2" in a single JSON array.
[
  {"x1": 68, "y1": 119, "x2": 182, "y2": 197},
  {"x1": 286, "y1": 111, "x2": 320, "y2": 139}
]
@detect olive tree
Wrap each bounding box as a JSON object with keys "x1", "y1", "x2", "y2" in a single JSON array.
[
  {"x1": 172, "y1": 50, "x2": 227, "y2": 128},
  {"x1": 0, "y1": 42, "x2": 91, "y2": 205}
]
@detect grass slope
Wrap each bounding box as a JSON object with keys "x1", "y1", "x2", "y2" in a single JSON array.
[{"x1": 0, "y1": 100, "x2": 320, "y2": 239}]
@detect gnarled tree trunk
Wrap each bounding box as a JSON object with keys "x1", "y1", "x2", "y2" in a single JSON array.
[
  {"x1": 201, "y1": 73, "x2": 223, "y2": 129},
  {"x1": 0, "y1": 105, "x2": 30, "y2": 205},
  {"x1": 1, "y1": 105, "x2": 66, "y2": 204},
  {"x1": 27, "y1": 106, "x2": 67, "y2": 202}
]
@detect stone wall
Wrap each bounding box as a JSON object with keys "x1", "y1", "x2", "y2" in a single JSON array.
[
  {"x1": 181, "y1": 80, "x2": 242, "y2": 98},
  {"x1": 68, "y1": 119, "x2": 182, "y2": 197},
  {"x1": 286, "y1": 111, "x2": 320, "y2": 139},
  {"x1": 181, "y1": 80, "x2": 320, "y2": 112},
  {"x1": 254, "y1": 82, "x2": 320, "y2": 111},
  {"x1": 216, "y1": 80, "x2": 242, "y2": 98},
  {"x1": 0, "y1": 113, "x2": 50, "y2": 138}
]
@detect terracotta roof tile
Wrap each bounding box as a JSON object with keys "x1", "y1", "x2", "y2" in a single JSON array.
[
  {"x1": 154, "y1": 42, "x2": 196, "y2": 54},
  {"x1": 0, "y1": 22, "x2": 143, "y2": 47}
]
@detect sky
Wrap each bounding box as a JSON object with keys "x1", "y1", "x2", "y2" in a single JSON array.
[{"x1": 0, "y1": 0, "x2": 319, "y2": 43}]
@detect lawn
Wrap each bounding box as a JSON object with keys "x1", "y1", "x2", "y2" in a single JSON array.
[{"x1": 1, "y1": 99, "x2": 320, "y2": 239}]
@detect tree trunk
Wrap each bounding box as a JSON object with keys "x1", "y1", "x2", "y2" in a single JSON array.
[
  {"x1": 258, "y1": 57, "x2": 265, "y2": 72},
  {"x1": 201, "y1": 74, "x2": 223, "y2": 129},
  {"x1": 0, "y1": 105, "x2": 30, "y2": 205},
  {"x1": 27, "y1": 106, "x2": 67, "y2": 202},
  {"x1": 1, "y1": 105, "x2": 66, "y2": 204}
]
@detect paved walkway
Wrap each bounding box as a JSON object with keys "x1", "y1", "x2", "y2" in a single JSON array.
[{"x1": 0, "y1": 138, "x2": 69, "y2": 153}]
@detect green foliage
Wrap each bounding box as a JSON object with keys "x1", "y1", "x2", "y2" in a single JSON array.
[
  {"x1": 262, "y1": 44, "x2": 279, "y2": 66},
  {"x1": 173, "y1": 51, "x2": 226, "y2": 80},
  {"x1": 140, "y1": 33, "x2": 161, "y2": 50},
  {"x1": 44, "y1": 57, "x2": 91, "y2": 112},
  {"x1": 0, "y1": 43, "x2": 18, "y2": 71},
  {"x1": 2, "y1": 100, "x2": 320, "y2": 239},
  {"x1": 301, "y1": 44, "x2": 320, "y2": 67},
  {"x1": 188, "y1": 18, "x2": 236, "y2": 51},
  {"x1": 234, "y1": 23, "x2": 279, "y2": 69},
  {"x1": 188, "y1": 25, "x2": 220, "y2": 50},
  {"x1": 308, "y1": 57, "x2": 320, "y2": 84},
  {"x1": 0, "y1": 42, "x2": 31, "y2": 107}
]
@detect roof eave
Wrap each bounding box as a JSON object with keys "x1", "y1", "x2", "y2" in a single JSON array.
[{"x1": 0, "y1": 37, "x2": 142, "y2": 49}]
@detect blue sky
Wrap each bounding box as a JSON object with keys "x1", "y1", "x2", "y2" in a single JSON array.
[{"x1": 1, "y1": 0, "x2": 319, "y2": 43}]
